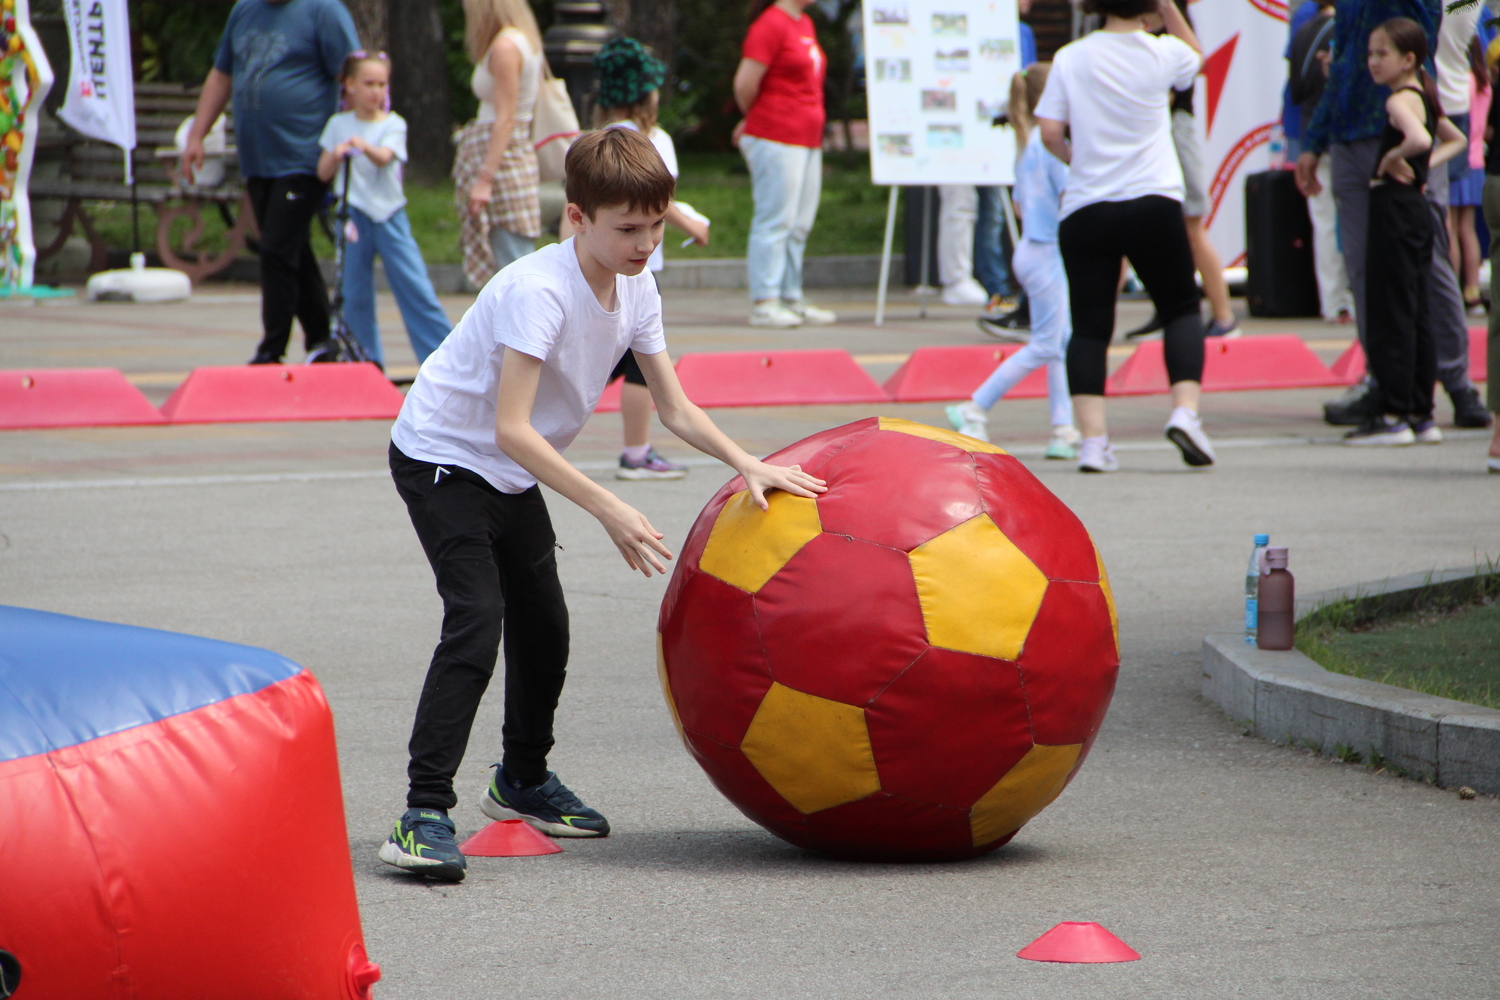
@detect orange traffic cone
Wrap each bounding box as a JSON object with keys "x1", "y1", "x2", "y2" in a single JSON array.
[
  {"x1": 1016, "y1": 922, "x2": 1140, "y2": 963},
  {"x1": 460, "y1": 819, "x2": 563, "y2": 857}
]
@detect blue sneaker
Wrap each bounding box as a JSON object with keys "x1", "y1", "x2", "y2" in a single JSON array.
[
  {"x1": 480, "y1": 766, "x2": 610, "y2": 838},
  {"x1": 377, "y1": 807, "x2": 467, "y2": 881}
]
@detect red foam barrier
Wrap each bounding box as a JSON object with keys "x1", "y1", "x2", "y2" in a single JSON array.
[
  {"x1": 673, "y1": 350, "x2": 888, "y2": 407},
  {"x1": 882, "y1": 344, "x2": 1049, "y2": 402},
  {"x1": 1106, "y1": 334, "x2": 1341, "y2": 395},
  {"x1": 596, "y1": 376, "x2": 624, "y2": 413},
  {"x1": 460, "y1": 819, "x2": 564, "y2": 857},
  {"x1": 1330, "y1": 340, "x2": 1365, "y2": 384},
  {"x1": 1017, "y1": 922, "x2": 1141, "y2": 964},
  {"x1": 0, "y1": 368, "x2": 165, "y2": 429},
  {"x1": 1469, "y1": 325, "x2": 1488, "y2": 382},
  {"x1": 160, "y1": 363, "x2": 406, "y2": 423}
]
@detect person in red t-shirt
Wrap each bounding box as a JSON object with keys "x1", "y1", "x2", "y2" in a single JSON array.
[{"x1": 732, "y1": 0, "x2": 838, "y2": 327}]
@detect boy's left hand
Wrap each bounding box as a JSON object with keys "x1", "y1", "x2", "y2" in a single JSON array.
[{"x1": 740, "y1": 462, "x2": 827, "y2": 510}]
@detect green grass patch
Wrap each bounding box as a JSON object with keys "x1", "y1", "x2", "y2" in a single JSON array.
[
  {"x1": 81, "y1": 151, "x2": 899, "y2": 270},
  {"x1": 1296, "y1": 582, "x2": 1500, "y2": 710}
]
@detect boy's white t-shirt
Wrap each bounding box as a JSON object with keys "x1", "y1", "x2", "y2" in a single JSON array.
[
  {"x1": 1033, "y1": 30, "x2": 1199, "y2": 220},
  {"x1": 391, "y1": 239, "x2": 667, "y2": 493},
  {"x1": 606, "y1": 119, "x2": 678, "y2": 272},
  {"x1": 319, "y1": 110, "x2": 408, "y2": 223}
]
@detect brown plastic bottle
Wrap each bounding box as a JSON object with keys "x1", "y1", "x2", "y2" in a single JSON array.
[{"x1": 1256, "y1": 547, "x2": 1295, "y2": 650}]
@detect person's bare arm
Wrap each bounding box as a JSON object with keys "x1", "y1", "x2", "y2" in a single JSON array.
[
  {"x1": 663, "y1": 204, "x2": 709, "y2": 245},
  {"x1": 180, "y1": 68, "x2": 232, "y2": 182},
  {"x1": 349, "y1": 136, "x2": 397, "y2": 167},
  {"x1": 1158, "y1": 0, "x2": 1202, "y2": 57},
  {"x1": 1377, "y1": 91, "x2": 1432, "y2": 183},
  {"x1": 635, "y1": 350, "x2": 825, "y2": 508},
  {"x1": 1037, "y1": 117, "x2": 1070, "y2": 165},
  {"x1": 469, "y1": 35, "x2": 523, "y2": 217},
  {"x1": 733, "y1": 58, "x2": 768, "y2": 114},
  {"x1": 494, "y1": 348, "x2": 677, "y2": 576},
  {"x1": 1427, "y1": 115, "x2": 1468, "y2": 171},
  {"x1": 1295, "y1": 151, "x2": 1322, "y2": 196}
]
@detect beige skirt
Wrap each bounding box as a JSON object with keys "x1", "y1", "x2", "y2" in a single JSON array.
[{"x1": 453, "y1": 118, "x2": 541, "y2": 288}]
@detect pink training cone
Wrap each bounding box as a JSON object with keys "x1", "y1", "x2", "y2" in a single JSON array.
[
  {"x1": 460, "y1": 819, "x2": 564, "y2": 857},
  {"x1": 1016, "y1": 921, "x2": 1141, "y2": 963}
]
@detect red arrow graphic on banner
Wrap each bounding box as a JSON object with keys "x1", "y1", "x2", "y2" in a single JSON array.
[{"x1": 1202, "y1": 33, "x2": 1239, "y2": 140}]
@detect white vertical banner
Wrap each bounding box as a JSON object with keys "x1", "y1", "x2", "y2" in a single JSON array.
[
  {"x1": 59, "y1": 0, "x2": 135, "y2": 180},
  {"x1": 863, "y1": 0, "x2": 1020, "y2": 185},
  {"x1": 1187, "y1": 0, "x2": 1287, "y2": 267}
]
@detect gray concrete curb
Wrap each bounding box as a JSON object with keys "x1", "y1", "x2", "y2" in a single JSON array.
[{"x1": 1201, "y1": 567, "x2": 1500, "y2": 794}]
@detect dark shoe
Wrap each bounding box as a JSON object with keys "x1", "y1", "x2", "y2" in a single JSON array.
[
  {"x1": 305, "y1": 341, "x2": 340, "y2": 363},
  {"x1": 1343, "y1": 416, "x2": 1415, "y2": 446},
  {"x1": 1123, "y1": 312, "x2": 1164, "y2": 340},
  {"x1": 1324, "y1": 377, "x2": 1379, "y2": 426},
  {"x1": 480, "y1": 766, "x2": 610, "y2": 838},
  {"x1": 377, "y1": 807, "x2": 467, "y2": 882},
  {"x1": 992, "y1": 300, "x2": 1030, "y2": 330},
  {"x1": 1204, "y1": 316, "x2": 1242, "y2": 339},
  {"x1": 977, "y1": 315, "x2": 1031, "y2": 342},
  {"x1": 1449, "y1": 386, "x2": 1494, "y2": 428},
  {"x1": 248, "y1": 351, "x2": 281, "y2": 365}
]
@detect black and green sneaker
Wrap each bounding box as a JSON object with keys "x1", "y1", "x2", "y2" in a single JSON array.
[
  {"x1": 480, "y1": 766, "x2": 610, "y2": 837},
  {"x1": 377, "y1": 808, "x2": 467, "y2": 881}
]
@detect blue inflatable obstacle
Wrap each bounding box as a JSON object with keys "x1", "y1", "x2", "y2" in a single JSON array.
[{"x1": 0, "y1": 606, "x2": 379, "y2": 1000}]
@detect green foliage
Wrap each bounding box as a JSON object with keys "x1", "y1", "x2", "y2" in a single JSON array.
[
  {"x1": 132, "y1": 0, "x2": 233, "y2": 84},
  {"x1": 440, "y1": 0, "x2": 480, "y2": 127}
]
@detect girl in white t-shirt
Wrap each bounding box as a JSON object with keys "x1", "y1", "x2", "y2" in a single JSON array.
[
  {"x1": 565, "y1": 37, "x2": 710, "y2": 479},
  {"x1": 1034, "y1": 0, "x2": 1214, "y2": 473},
  {"x1": 318, "y1": 53, "x2": 452, "y2": 368}
]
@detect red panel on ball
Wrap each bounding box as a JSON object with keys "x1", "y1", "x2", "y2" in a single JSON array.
[
  {"x1": 660, "y1": 571, "x2": 773, "y2": 747},
  {"x1": 661, "y1": 494, "x2": 734, "y2": 628},
  {"x1": 816, "y1": 429, "x2": 985, "y2": 551},
  {"x1": 763, "y1": 416, "x2": 881, "y2": 475},
  {"x1": 682, "y1": 731, "x2": 812, "y2": 848},
  {"x1": 1017, "y1": 582, "x2": 1120, "y2": 745},
  {"x1": 805, "y1": 791, "x2": 989, "y2": 862},
  {"x1": 974, "y1": 454, "x2": 1100, "y2": 582},
  {"x1": 755, "y1": 534, "x2": 929, "y2": 705},
  {"x1": 866, "y1": 648, "x2": 1035, "y2": 809}
]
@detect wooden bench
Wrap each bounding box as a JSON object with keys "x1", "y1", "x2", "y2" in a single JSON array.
[{"x1": 30, "y1": 82, "x2": 257, "y2": 283}]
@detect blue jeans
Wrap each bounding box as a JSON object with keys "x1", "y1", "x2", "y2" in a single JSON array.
[
  {"x1": 342, "y1": 206, "x2": 452, "y2": 366},
  {"x1": 974, "y1": 186, "x2": 1018, "y2": 298},
  {"x1": 972, "y1": 239, "x2": 1072, "y2": 427},
  {"x1": 741, "y1": 135, "x2": 822, "y2": 302}
]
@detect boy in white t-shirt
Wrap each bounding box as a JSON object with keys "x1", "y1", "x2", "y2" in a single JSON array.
[{"x1": 379, "y1": 128, "x2": 824, "y2": 882}]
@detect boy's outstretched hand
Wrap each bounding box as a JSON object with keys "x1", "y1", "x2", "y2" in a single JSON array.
[
  {"x1": 599, "y1": 499, "x2": 674, "y2": 577},
  {"x1": 741, "y1": 462, "x2": 827, "y2": 510}
]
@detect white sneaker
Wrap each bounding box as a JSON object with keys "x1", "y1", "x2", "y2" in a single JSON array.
[
  {"x1": 945, "y1": 401, "x2": 990, "y2": 442},
  {"x1": 784, "y1": 299, "x2": 837, "y2": 325},
  {"x1": 1077, "y1": 436, "x2": 1118, "y2": 473},
  {"x1": 1410, "y1": 419, "x2": 1444, "y2": 444},
  {"x1": 941, "y1": 277, "x2": 989, "y2": 306},
  {"x1": 1045, "y1": 425, "x2": 1081, "y2": 460},
  {"x1": 749, "y1": 300, "x2": 803, "y2": 328},
  {"x1": 1164, "y1": 407, "x2": 1216, "y2": 467},
  {"x1": 1343, "y1": 416, "x2": 1416, "y2": 446}
]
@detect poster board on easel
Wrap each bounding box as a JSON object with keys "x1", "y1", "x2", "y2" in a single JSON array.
[{"x1": 861, "y1": 0, "x2": 1022, "y2": 322}]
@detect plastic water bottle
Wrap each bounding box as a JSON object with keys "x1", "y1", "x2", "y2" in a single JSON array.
[
  {"x1": 1245, "y1": 534, "x2": 1270, "y2": 644},
  {"x1": 1268, "y1": 126, "x2": 1286, "y2": 171}
]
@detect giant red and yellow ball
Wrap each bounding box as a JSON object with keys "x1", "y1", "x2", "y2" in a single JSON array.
[{"x1": 657, "y1": 417, "x2": 1119, "y2": 861}]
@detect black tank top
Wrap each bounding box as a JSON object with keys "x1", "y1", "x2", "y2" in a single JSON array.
[{"x1": 1372, "y1": 86, "x2": 1438, "y2": 188}]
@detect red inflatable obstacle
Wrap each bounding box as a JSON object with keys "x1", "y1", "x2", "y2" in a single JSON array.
[
  {"x1": 1107, "y1": 334, "x2": 1339, "y2": 395},
  {"x1": 1469, "y1": 325, "x2": 1488, "y2": 381},
  {"x1": 673, "y1": 350, "x2": 888, "y2": 407},
  {"x1": 460, "y1": 819, "x2": 564, "y2": 857},
  {"x1": 1329, "y1": 340, "x2": 1366, "y2": 385},
  {"x1": 160, "y1": 363, "x2": 406, "y2": 423},
  {"x1": 1331, "y1": 327, "x2": 1488, "y2": 386},
  {"x1": 1017, "y1": 922, "x2": 1141, "y2": 964},
  {"x1": 882, "y1": 345, "x2": 1049, "y2": 402},
  {"x1": 0, "y1": 606, "x2": 378, "y2": 999},
  {"x1": 596, "y1": 376, "x2": 624, "y2": 413},
  {"x1": 0, "y1": 368, "x2": 165, "y2": 429}
]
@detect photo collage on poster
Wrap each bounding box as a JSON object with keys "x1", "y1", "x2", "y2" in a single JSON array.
[{"x1": 863, "y1": 0, "x2": 1020, "y2": 185}]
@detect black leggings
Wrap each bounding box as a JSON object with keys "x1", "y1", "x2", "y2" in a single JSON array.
[
  {"x1": 390, "y1": 443, "x2": 570, "y2": 809},
  {"x1": 1364, "y1": 183, "x2": 1437, "y2": 419},
  {"x1": 1058, "y1": 195, "x2": 1204, "y2": 396},
  {"x1": 609, "y1": 349, "x2": 647, "y2": 386}
]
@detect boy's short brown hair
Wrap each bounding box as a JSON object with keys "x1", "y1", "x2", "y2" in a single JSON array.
[{"x1": 564, "y1": 127, "x2": 675, "y2": 219}]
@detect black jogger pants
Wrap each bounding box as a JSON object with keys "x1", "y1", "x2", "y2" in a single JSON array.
[
  {"x1": 1365, "y1": 182, "x2": 1437, "y2": 419},
  {"x1": 246, "y1": 174, "x2": 332, "y2": 361}
]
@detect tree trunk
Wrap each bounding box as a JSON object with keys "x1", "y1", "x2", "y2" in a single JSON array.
[
  {"x1": 627, "y1": 0, "x2": 674, "y2": 79},
  {"x1": 386, "y1": 0, "x2": 456, "y2": 180},
  {"x1": 342, "y1": 0, "x2": 387, "y2": 50}
]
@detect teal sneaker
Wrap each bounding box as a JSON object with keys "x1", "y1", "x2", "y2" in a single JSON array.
[
  {"x1": 480, "y1": 766, "x2": 610, "y2": 838},
  {"x1": 377, "y1": 807, "x2": 467, "y2": 881}
]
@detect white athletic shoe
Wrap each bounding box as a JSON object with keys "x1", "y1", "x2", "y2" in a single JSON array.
[
  {"x1": 784, "y1": 299, "x2": 837, "y2": 325},
  {"x1": 945, "y1": 401, "x2": 990, "y2": 442},
  {"x1": 941, "y1": 277, "x2": 989, "y2": 306},
  {"x1": 749, "y1": 300, "x2": 803, "y2": 328},
  {"x1": 1164, "y1": 407, "x2": 1216, "y2": 467},
  {"x1": 1410, "y1": 419, "x2": 1444, "y2": 444},
  {"x1": 1343, "y1": 416, "x2": 1416, "y2": 446},
  {"x1": 1077, "y1": 436, "x2": 1118, "y2": 473},
  {"x1": 1045, "y1": 425, "x2": 1082, "y2": 460}
]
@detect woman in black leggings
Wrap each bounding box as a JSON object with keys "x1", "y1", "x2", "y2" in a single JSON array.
[{"x1": 1034, "y1": 0, "x2": 1214, "y2": 471}]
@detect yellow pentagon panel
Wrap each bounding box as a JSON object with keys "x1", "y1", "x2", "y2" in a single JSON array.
[
  {"x1": 877, "y1": 416, "x2": 1009, "y2": 455},
  {"x1": 656, "y1": 633, "x2": 687, "y2": 747},
  {"x1": 969, "y1": 743, "x2": 1083, "y2": 847},
  {"x1": 740, "y1": 682, "x2": 881, "y2": 814},
  {"x1": 909, "y1": 513, "x2": 1049, "y2": 660},
  {"x1": 698, "y1": 489, "x2": 822, "y2": 594},
  {"x1": 1094, "y1": 541, "x2": 1119, "y2": 648}
]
